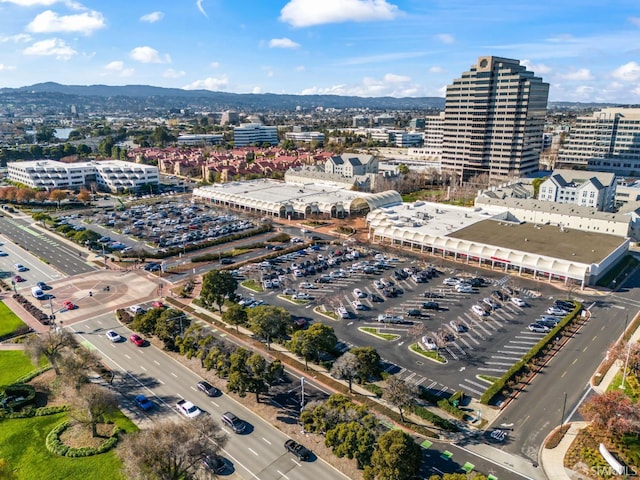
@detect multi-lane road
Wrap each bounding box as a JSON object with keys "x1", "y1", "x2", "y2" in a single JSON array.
[{"x1": 70, "y1": 313, "x2": 348, "y2": 480}]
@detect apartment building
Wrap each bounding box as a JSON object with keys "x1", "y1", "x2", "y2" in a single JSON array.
[
  {"x1": 538, "y1": 169, "x2": 616, "y2": 212},
  {"x1": 557, "y1": 108, "x2": 640, "y2": 175},
  {"x1": 441, "y1": 56, "x2": 549, "y2": 181},
  {"x1": 7, "y1": 159, "x2": 159, "y2": 193},
  {"x1": 233, "y1": 123, "x2": 278, "y2": 147}
]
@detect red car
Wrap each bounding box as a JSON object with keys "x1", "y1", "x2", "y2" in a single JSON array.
[
  {"x1": 151, "y1": 301, "x2": 166, "y2": 309},
  {"x1": 130, "y1": 334, "x2": 145, "y2": 346},
  {"x1": 62, "y1": 300, "x2": 77, "y2": 310},
  {"x1": 13, "y1": 275, "x2": 25, "y2": 282}
]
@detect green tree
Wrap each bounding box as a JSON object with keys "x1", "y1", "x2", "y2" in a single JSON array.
[
  {"x1": 132, "y1": 308, "x2": 162, "y2": 335},
  {"x1": 398, "y1": 164, "x2": 410, "y2": 175},
  {"x1": 97, "y1": 136, "x2": 115, "y2": 157},
  {"x1": 29, "y1": 144, "x2": 43, "y2": 158},
  {"x1": 76, "y1": 144, "x2": 92, "y2": 157},
  {"x1": 151, "y1": 125, "x2": 175, "y2": 147},
  {"x1": 201, "y1": 270, "x2": 238, "y2": 312},
  {"x1": 384, "y1": 376, "x2": 415, "y2": 422},
  {"x1": 155, "y1": 309, "x2": 189, "y2": 351},
  {"x1": 330, "y1": 352, "x2": 359, "y2": 393},
  {"x1": 325, "y1": 420, "x2": 377, "y2": 469},
  {"x1": 350, "y1": 346, "x2": 382, "y2": 383},
  {"x1": 289, "y1": 323, "x2": 337, "y2": 367},
  {"x1": 247, "y1": 305, "x2": 290, "y2": 350},
  {"x1": 363, "y1": 430, "x2": 422, "y2": 480},
  {"x1": 35, "y1": 125, "x2": 55, "y2": 143},
  {"x1": 222, "y1": 303, "x2": 248, "y2": 333}
]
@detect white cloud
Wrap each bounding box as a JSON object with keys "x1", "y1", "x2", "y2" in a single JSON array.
[
  {"x1": 435, "y1": 33, "x2": 454, "y2": 44},
  {"x1": 210, "y1": 61, "x2": 220, "y2": 68},
  {"x1": 252, "y1": 86, "x2": 262, "y2": 94},
  {"x1": 0, "y1": 0, "x2": 59, "y2": 5},
  {"x1": 521, "y1": 59, "x2": 552, "y2": 75},
  {"x1": 558, "y1": 68, "x2": 593, "y2": 81},
  {"x1": 196, "y1": 0, "x2": 207, "y2": 18},
  {"x1": 295, "y1": 65, "x2": 305, "y2": 71},
  {"x1": 163, "y1": 68, "x2": 186, "y2": 78},
  {"x1": 183, "y1": 76, "x2": 229, "y2": 91},
  {"x1": 300, "y1": 73, "x2": 422, "y2": 97},
  {"x1": 129, "y1": 46, "x2": 170, "y2": 64},
  {"x1": 140, "y1": 11, "x2": 164, "y2": 23},
  {"x1": 27, "y1": 10, "x2": 105, "y2": 35},
  {"x1": 612, "y1": 62, "x2": 640, "y2": 82},
  {"x1": 23, "y1": 38, "x2": 76, "y2": 59},
  {"x1": 633, "y1": 86, "x2": 640, "y2": 96},
  {"x1": 428, "y1": 66, "x2": 444, "y2": 74},
  {"x1": 0, "y1": 33, "x2": 31, "y2": 43},
  {"x1": 383, "y1": 73, "x2": 410, "y2": 83},
  {"x1": 629, "y1": 17, "x2": 640, "y2": 27},
  {"x1": 0, "y1": 64, "x2": 16, "y2": 71},
  {"x1": 280, "y1": 0, "x2": 400, "y2": 27},
  {"x1": 103, "y1": 60, "x2": 134, "y2": 77},
  {"x1": 269, "y1": 37, "x2": 300, "y2": 49}
]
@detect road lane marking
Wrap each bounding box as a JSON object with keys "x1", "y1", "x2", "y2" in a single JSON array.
[
  {"x1": 124, "y1": 354, "x2": 131, "y2": 359},
  {"x1": 140, "y1": 366, "x2": 146, "y2": 371},
  {"x1": 171, "y1": 372, "x2": 178, "y2": 378},
  {"x1": 153, "y1": 360, "x2": 160, "y2": 365},
  {"x1": 277, "y1": 471, "x2": 290, "y2": 480},
  {"x1": 248, "y1": 447, "x2": 259, "y2": 456},
  {"x1": 210, "y1": 400, "x2": 219, "y2": 408},
  {"x1": 290, "y1": 458, "x2": 301, "y2": 467},
  {"x1": 262, "y1": 437, "x2": 271, "y2": 445}
]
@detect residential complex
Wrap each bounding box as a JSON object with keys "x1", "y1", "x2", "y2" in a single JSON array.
[
  {"x1": 233, "y1": 123, "x2": 278, "y2": 147},
  {"x1": 440, "y1": 56, "x2": 549, "y2": 181},
  {"x1": 538, "y1": 170, "x2": 616, "y2": 212},
  {"x1": 7, "y1": 159, "x2": 159, "y2": 193},
  {"x1": 557, "y1": 107, "x2": 640, "y2": 175}
]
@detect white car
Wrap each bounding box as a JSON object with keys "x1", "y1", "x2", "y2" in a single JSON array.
[
  {"x1": 456, "y1": 284, "x2": 474, "y2": 293},
  {"x1": 471, "y1": 304, "x2": 488, "y2": 316},
  {"x1": 106, "y1": 330, "x2": 122, "y2": 342},
  {"x1": 352, "y1": 300, "x2": 366, "y2": 310},
  {"x1": 129, "y1": 305, "x2": 145, "y2": 314},
  {"x1": 511, "y1": 297, "x2": 527, "y2": 307},
  {"x1": 443, "y1": 277, "x2": 459, "y2": 286},
  {"x1": 421, "y1": 336, "x2": 437, "y2": 351},
  {"x1": 176, "y1": 400, "x2": 202, "y2": 418},
  {"x1": 353, "y1": 288, "x2": 367, "y2": 298},
  {"x1": 336, "y1": 306, "x2": 350, "y2": 319},
  {"x1": 292, "y1": 292, "x2": 313, "y2": 300},
  {"x1": 299, "y1": 282, "x2": 317, "y2": 289},
  {"x1": 373, "y1": 280, "x2": 384, "y2": 290}
]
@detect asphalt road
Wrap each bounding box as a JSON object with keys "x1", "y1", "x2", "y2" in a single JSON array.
[
  {"x1": 0, "y1": 215, "x2": 94, "y2": 276},
  {"x1": 70, "y1": 313, "x2": 347, "y2": 480}
]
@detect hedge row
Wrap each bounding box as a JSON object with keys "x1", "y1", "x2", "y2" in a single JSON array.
[
  {"x1": 436, "y1": 391, "x2": 467, "y2": 420},
  {"x1": 411, "y1": 405, "x2": 459, "y2": 432},
  {"x1": 0, "y1": 404, "x2": 69, "y2": 420},
  {"x1": 14, "y1": 365, "x2": 53, "y2": 384},
  {"x1": 480, "y1": 302, "x2": 582, "y2": 405},
  {"x1": 46, "y1": 421, "x2": 122, "y2": 457}
]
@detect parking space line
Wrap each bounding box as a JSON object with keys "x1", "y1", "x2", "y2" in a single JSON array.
[
  {"x1": 477, "y1": 367, "x2": 507, "y2": 373},
  {"x1": 459, "y1": 383, "x2": 484, "y2": 396},
  {"x1": 486, "y1": 361, "x2": 514, "y2": 366},
  {"x1": 491, "y1": 355, "x2": 522, "y2": 361}
]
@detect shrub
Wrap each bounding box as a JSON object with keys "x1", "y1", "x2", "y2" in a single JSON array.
[
  {"x1": 411, "y1": 405, "x2": 458, "y2": 432},
  {"x1": 363, "y1": 384, "x2": 383, "y2": 398},
  {"x1": 46, "y1": 421, "x2": 122, "y2": 457}
]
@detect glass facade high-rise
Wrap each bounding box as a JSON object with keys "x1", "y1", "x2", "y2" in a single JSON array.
[{"x1": 441, "y1": 56, "x2": 549, "y2": 181}]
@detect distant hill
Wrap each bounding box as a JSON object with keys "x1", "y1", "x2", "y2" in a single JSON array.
[{"x1": 0, "y1": 82, "x2": 446, "y2": 110}]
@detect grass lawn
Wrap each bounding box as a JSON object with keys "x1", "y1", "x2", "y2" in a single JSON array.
[
  {"x1": 0, "y1": 301, "x2": 28, "y2": 337},
  {"x1": 0, "y1": 352, "x2": 137, "y2": 480},
  {"x1": 241, "y1": 280, "x2": 264, "y2": 292},
  {"x1": 410, "y1": 343, "x2": 446, "y2": 363},
  {"x1": 359, "y1": 327, "x2": 400, "y2": 341},
  {"x1": 0, "y1": 350, "x2": 40, "y2": 386}
]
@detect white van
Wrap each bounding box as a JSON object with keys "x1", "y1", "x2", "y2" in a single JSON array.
[{"x1": 31, "y1": 287, "x2": 44, "y2": 299}]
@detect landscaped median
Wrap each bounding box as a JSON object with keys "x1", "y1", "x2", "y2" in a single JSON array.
[
  {"x1": 480, "y1": 301, "x2": 583, "y2": 406},
  {"x1": 410, "y1": 343, "x2": 446, "y2": 363}
]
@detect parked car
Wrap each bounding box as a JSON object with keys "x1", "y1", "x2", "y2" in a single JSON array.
[
  {"x1": 134, "y1": 394, "x2": 154, "y2": 411},
  {"x1": 62, "y1": 300, "x2": 77, "y2": 310},
  {"x1": 423, "y1": 292, "x2": 443, "y2": 299},
  {"x1": 299, "y1": 282, "x2": 317, "y2": 289},
  {"x1": 491, "y1": 290, "x2": 506, "y2": 301},
  {"x1": 352, "y1": 300, "x2": 366, "y2": 310},
  {"x1": 511, "y1": 297, "x2": 527, "y2": 307},
  {"x1": 221, "y1": 411, "x2": 245, "y2": 433},
  {"x1": 0, "y1": 250, "x2": 7, "y2": 256},
  {"x1": 151, "y1": 301, "x2": 166, "y2": 309},
  {"x1": 406, "y1": 308, "x2": 422, "y2": 317},
  {"x1": 421, "y1": 336, "x2": 437, "y2": 350},
  {"x1": 336, "y1": 306, "x2": 350, "y2": 319},
  {"x1": 471, "y1": 304, "x2": 488, "y2": 316},
  {"x1": 456, "y1": 284, "x2": 474, "y2": 293},
  {"x1": 546, "y1": 306, "x2": 570, "y2": 316},
  {"x1": 353, "y1": 288, "x2": 366, "y2": 298},
  {"x1": 450, "y1": 320, "x2": 467, "y2": 333},
  {"x1": 482, "y1": 297, "x2": 499, "y2": 310},
  {"x1": 285, "y1": 439, "x2": 311, "y2": 461},
  {"x1": 36, "y1": 281, "x2": 51, "y2": 290},
  {"x1": 13, "y1": 275, "x2": 25, "y2": 283},
  {"x1": 129, "y1": 305, "x2": 145, "y2": 314},
  {"x1": 177, "y1": 399, "x2": 202, "y2": 418},
  {"x1": 443, "y1": 277, "x2": 459, "y2": 286},
  {"x1": 554, "y1": 300, "x2": 575, "y2": 310},
  {"x1": 197, "y1": 380, "x2": 220, "y2": 397},
  {"x1": 422, "y1": 301, "x2": 439, "y2": 310},
  {"x1": 377, "y1": 314, "x2": 405, "y2": 324},
  {"x1": 528, "y1": 323, "x2": 551, "y2": 333},
  {"x1": 292, "y1": 292, "x2": 313, "y2": 301},
  {"x1": 106, "y1": 330, "x2": 122, "y2": 342},
  {"x1": 14, "y1": 263, "x2": 28, "y2": 272},
  {"x1": 129, "y1": 334, "x2": 145, "y2": 346},
  {"x1": 369, "y1": 293, "x2": 384, "y2": 303}
]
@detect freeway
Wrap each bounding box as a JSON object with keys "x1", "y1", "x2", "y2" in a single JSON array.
[{"x1": 70, "y1": 313, "x2": 348, "y2": 480}]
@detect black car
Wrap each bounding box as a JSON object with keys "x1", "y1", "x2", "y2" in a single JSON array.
[
  {"x1": 423, "y1": 292, "x2": 443, "y2": 299},
  {"x1": 491, "y1": 290, "x2": 506, "y2": 301},
  {"x1": 197, "y1": 380, "x2": 220, "y2": 397},
  {"x1": 369, "y1": 293, "x2": 384, "y2": 303},
  {"x1": 554, "y1": 300, "x2": 575, "y2": 310},
  {"x1": 422, "y1": 301, "x2": 439, "y2": 310},
  {"x1": 202, "y1": 455, "x2": 226, "y2": 474},
  {"x1": 406, "y1": 308, "x2": 423, "y2": 317},
  {"x1": 220, "y1": 258, "x2": 234, "y2": 265},
  {"x1": 285, "y1": 439, "x2": 311, "y2": 461}
]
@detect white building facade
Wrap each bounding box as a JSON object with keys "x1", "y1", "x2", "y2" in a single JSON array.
[
  {"x1": 233, "y1": 123, "x2": 278, "y2": 147},
  {"x1": 538, "y1": 170, "x2": 616, "y2": 212}
]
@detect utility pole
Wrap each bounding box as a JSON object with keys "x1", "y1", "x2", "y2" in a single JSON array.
[{"x1": 300, "y1": 377, "x2": 305, "y2": 414}]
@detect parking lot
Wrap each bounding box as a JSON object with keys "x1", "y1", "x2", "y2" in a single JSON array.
[
  {"x1": 238, "y1": 244, "x2": 576, "y2": 400},
  {"x1": 57, "y1": 200, "x2": 259, "y2": 255}
]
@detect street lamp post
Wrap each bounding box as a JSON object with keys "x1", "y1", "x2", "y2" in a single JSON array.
[
  {"x1": 560, "y1": 392, "x2": 567, "y2": 431},
  {"x1": 300, "y1": 377, "x2": 305, "y2": 414},
  {"x1": 621, "y1": 342, "x2": 632, "y2": 390}
]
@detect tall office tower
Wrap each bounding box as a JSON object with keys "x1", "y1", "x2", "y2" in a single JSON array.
[{"x1": 441, "y1": 56, "x2": 549, "y2": 182}]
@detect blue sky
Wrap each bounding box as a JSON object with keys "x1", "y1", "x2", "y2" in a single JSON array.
[{"x1": 1, "y1": 0, "x2": 640, "y2": 103}]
